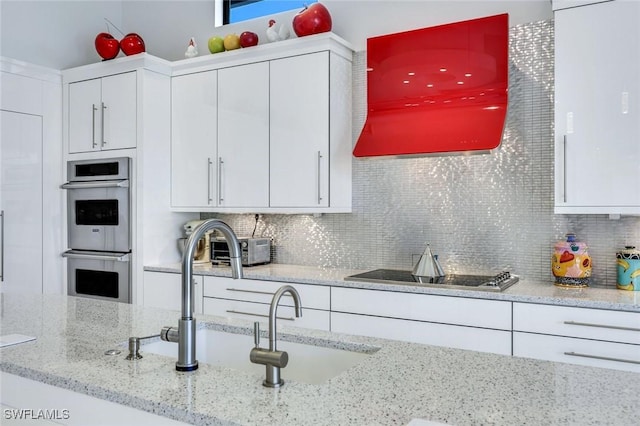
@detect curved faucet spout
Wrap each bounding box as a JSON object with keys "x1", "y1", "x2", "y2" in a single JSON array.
[
  {"x1": 170, "y1": 219, "x2": 243, "y2": 372},
  {"x1": 269, "y1": 285, "x2": 302, "y2": 351},
  {"x1": 182, "y1": 219, "x2": 243, "y2": 319}
]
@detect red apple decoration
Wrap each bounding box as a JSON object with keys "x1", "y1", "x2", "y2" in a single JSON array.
[
  {"x1": 292, "y1": 3, "x2": 332, "y2": 37},
  {"x1": 95, "y1": 33, "x2": 120, "y2": 60},
  {"x1": 239, "y1": 31, "x2": 259, "y2": 48},
  {"x1": 120, "y1": 33, "x2": 145, "y2": 56}
]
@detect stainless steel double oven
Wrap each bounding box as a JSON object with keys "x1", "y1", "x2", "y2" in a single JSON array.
[{"x1": 62, "y1": 157, "x2": 131, "y2": 303}]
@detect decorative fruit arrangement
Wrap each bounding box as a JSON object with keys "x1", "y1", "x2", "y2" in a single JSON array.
[
  {"x1": 223, "y1": 34, "x2": 241, "y2": 51},
  {"x1": 292, "y1": 3, "x2": 332, "y2": 37},
  {"x1": 94, "y1": 19, "x2": 145, "y2": 60},
  {"x1": 95, "y1": 32, "x2": 120, "y2": 60},
  {"x1": 120, "y1": 33, "x2": 145, "y2": 56},
  {"x1": 239, "y1": 31, "x2": 259, "y2": 48}
]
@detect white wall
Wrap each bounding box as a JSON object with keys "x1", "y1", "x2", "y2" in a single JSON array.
[{"x1": 1, "y1": 1, "x2": 552, "y2": 69}]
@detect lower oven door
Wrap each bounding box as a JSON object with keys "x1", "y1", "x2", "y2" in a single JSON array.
[{"x1": 63, "y1": 250, "x2": 131, "y2": 303}]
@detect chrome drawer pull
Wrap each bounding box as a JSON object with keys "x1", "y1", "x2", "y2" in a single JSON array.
[
  {"x1": 225, "y1": 288, "x2": 293, "y2": 297},
  {"x1": 564, "y1": 351, "x2": 640, "y2": 365},
  {"x1": 564, "y1": 320, "x2": 640, "y2": 333},
  {"x1": 225, "y1": 310, "x2": 294, "y2": 321}
]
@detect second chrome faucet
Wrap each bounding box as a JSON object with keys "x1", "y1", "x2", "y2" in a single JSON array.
[{"x1": 250, "y1": 285, "x2": 302, "y2": 387}]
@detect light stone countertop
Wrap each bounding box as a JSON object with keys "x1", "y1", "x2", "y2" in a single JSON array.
[
  {"x1": 1, "y1": 293, "x2": 639, "y2": 426},
  {"x1": 145, "y1": 263, "x2": 640, "y2": 313}
]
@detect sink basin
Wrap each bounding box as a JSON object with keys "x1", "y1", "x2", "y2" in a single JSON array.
[{"x1": 141, "y1": 328, "x2": 373, "y2": 384}]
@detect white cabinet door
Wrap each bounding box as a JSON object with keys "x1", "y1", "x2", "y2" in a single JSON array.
[
  {"x1": 0, "y1": 111, "x2": 43, "y2": 293},
  {"x1": 513, "y1": 332, "x2": 640, "y2": 373},
  {"x1": 68, "y1": 72, "x2": 136, "y2": 154},
  {"x1": 203, "y1": 298, "x2": 330, "y2": 331},
  {"x1": 203, "y1": 276, "x2": 330, "y2": 310},
  {"x1": 270, "y1": 52, "x2": 330, "y2": 208},
  {"x1": 171, "y1": 71, "x2": 217, "y2": 208},
  {"x1": 100, "y1": 72, "x2": 137, "y2": 151},
  {"x1": 332, "y1": 312, "x2": 512, "y2": 355},
  {"x1": 555, "y1": 0, "x2": 640, "y2": 213},
  {"x1": 68, "y1": 78, "x2": 101, "y2": 153},
  {"x1": 143, "y1": 271, "x2": 203, "y2": 314},
  {"x1": 217, "y1": 62, "x2": 269, "y2": 208}
]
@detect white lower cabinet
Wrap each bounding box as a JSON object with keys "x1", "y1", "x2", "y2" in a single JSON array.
[
  {"x1": 331, "y1": 287, "x2": 512, "y2": 355},
  {"x1": 513, "y1": 302, "x2": 640, "y2": 372},
  {"x1": 203, "y1": 298, "x2": 329, "y2": 330},
  {"x1": 202, "y1": 276, "x2": 330, "y2": 331},
  {"x1": 143, "y1": 271, "x2": 203, "y2": 314}
]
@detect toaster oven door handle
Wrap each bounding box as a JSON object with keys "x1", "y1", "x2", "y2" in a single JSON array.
[
  {"x1": 62, "y1": 250, "x2": 131, "y2": 262},
  {"x1": 61, "y1": 180, "x2": 129, "y2": 190},
  {"x1": 225, "y1": 310, "x2": 295, "y2": 322}
]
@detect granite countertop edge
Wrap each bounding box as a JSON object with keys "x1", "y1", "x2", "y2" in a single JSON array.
[{"x1": 144, "y1": 263, "x2": 640, "y2": 313}]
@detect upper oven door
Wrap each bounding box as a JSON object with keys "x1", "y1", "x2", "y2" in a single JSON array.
[{"x1": 63, "y1": 179, "x2": 130, "y2": 252}]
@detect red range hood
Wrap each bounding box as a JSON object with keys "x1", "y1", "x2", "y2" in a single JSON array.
[{"x1": 354, "y1": 14, "x2": 509, "y2": 158}]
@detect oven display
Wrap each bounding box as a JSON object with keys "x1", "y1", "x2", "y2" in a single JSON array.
[{"x1": 75, "y1": 200, "x2": 119, "y2": 226}]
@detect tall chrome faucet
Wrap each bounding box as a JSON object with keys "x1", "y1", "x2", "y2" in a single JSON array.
[
  {"x1": 161, "y1": 219, "x2": 243, "y2": 371},
  {"x1": 250, "y1": 285, "x2": 302, "y2": 387}
]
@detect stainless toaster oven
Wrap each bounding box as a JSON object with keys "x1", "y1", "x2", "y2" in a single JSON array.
[{"x1": 211, "y1": 237, "x2": 271, "y2": 266}]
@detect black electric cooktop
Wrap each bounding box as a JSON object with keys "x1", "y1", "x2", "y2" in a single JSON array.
[{"x1": 344, "y1": 269, "x2": 518, "y2": 292}]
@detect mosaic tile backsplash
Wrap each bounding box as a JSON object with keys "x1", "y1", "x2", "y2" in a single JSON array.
[{"x1": 206, "y1": 20, "x2": 640, "y2": 288}]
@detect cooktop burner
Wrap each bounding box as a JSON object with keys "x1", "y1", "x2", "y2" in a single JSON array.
[{"x1": 344, "y1": 269, "x2": 518, "y2": 292}]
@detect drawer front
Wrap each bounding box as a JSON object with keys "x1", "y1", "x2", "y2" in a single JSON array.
[
  {"x1": 331, "y1": 312, "x2": 511, "y2": 355},
  {"x1": 331, "y1": 287, "x2": 511, "y2": 330},
  {"x1": 513, "y1": 332, "x2": 640, "y2": 373},
  {"x1": 203, "y1": 297, "x2": 330, "y2": 331},
  {"x1": 513, "y1": 303, "x2": 640, "y2": 344},
  {"x1": 203, "y1": 276, "x2": 330, "y2": 310}
]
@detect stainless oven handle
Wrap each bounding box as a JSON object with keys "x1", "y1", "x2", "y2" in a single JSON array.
[
  {"x1": 62, "y1": 251, "x2": 131, "y2": 262},
  {"x1": 61, "y1": 180, "x2": 129, "y2": 189},
  {"x1": 0, "y1": 210, "x2": 4, "y2": 282}
]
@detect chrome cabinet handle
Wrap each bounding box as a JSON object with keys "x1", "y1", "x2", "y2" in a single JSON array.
[
  {"x1": 224, "y1": 288, "x2": 294, "y2": 298},
  {"x1": 317, "y1": 151, "x2": 323, "y2": 205},
  {"x1": 225, "y1": 310, "x2": 295, "y2": 322},
  {"x1": 564, "y1": 320, "x2": 640, "y2": 333},
  {"x1": 564, "y1": 351, "x2": 640, "y2": 365},
  {"x1": 218, "y1": 157, "x2": 224, "y2": 204},
  {"x1": 207, "y1": 157, "x2": 213, "y2": 204},
  {"x1": 0, "y1": 210, "x2": 4, "y2": 282},
  {"x1": 562, "y1": 134, "x2": 567, "y2": 203},
  {"x1": 101, "y1": 102, "x2": 107, "y2": 147},
  {"x1": 91, "y1": 104, "x2": 98, "y2": 148}
]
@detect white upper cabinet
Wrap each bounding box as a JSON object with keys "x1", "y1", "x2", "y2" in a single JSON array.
[
  {"x1": 170, "y1": 33, "x2": 353, "y2": 213},
  {"x1": 171, "y1": 70, "x2": 218, "y2": 208},
  {"x1": 270, "y1": 53, "x2": 330, "y2": 208},
  {"x1": 554, "y1": 0, "x2": 640, "y2": 214},
  {"x1": 68, "y1": 72, "x2": 136, "y2": 153},
  {"x1": 217, "y1": 62, "x2": 269, "y2": 208}
]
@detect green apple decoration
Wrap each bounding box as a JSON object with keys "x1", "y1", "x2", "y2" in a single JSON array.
[{"x1": 208, "y1": 36, "x2": 225, "y2": 54}]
